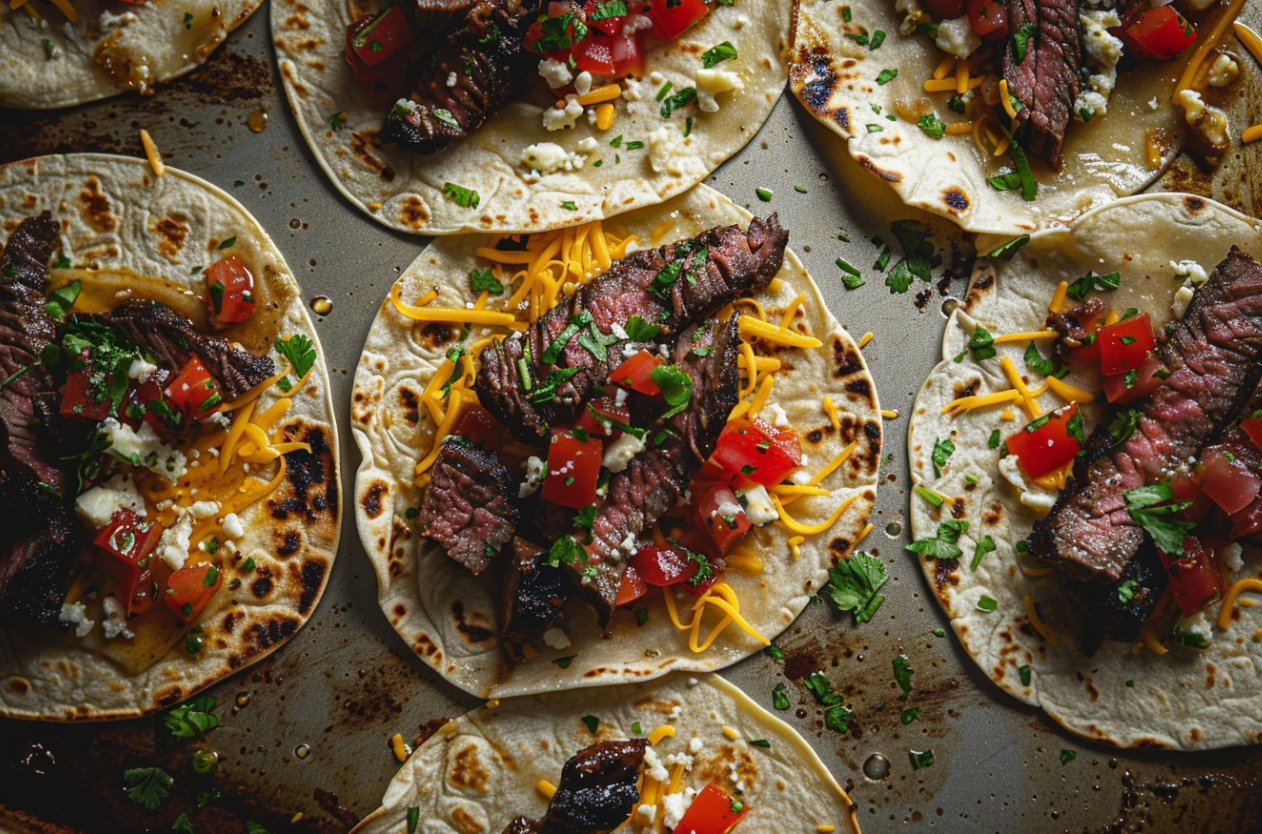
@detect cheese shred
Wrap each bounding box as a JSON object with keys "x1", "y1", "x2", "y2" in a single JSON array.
[{"x1": 139, "y1": 129, "x2": 164, "y2": 177}]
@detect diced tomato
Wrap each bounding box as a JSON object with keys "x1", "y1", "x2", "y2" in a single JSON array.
[
  {"x1": 922, "y1": 0, "x2": 965, "y2": 18},
  {"x1": 1241, "y1": 411, "x2": 1262, "y2": 453},
  {"x1": 1199, "y1": 446, "x2": 1262, "y2": 515},
  {"x1": 647, "y1": 0, "x2": 708, "y2": 41},
  {"x1": 584, "y1": 0, "x2": 627, "y2": 35},
  {"x1": 93, "y1": 510, "x2": 165, "y2": 617},
  {"x1": 164, "y1": 562, "x2": 223, "y2": 625},
  {"x1": 1161, "y1": 536, "x2": 1223, "y2": 617},
  {"x1": 525, "y1": 4, "x2": 589, "y2": 57},
  {"x1": 965, "y1": 0, "x2": 1008, "y2": 40},
  {"x1": 60, "y1": 364, "x2": 113, "y2": 422},
  {"x1": 453, "y1": 407, "x2": 507, "y2": 453},
  {"x1": 1171, "y1": 470, "x2": 1212, "y2": 524},
  {"x1": 572, "y1": 34, "x2": 616, "y2": 75},
  {"x1": 610, "y1": 350, "x2": 664, "y2": 395},
  {"x1": 674, "y1": 783, "x2": 749, "y2": 834},
  {"x1": 576, "y1": 396, "x2": 632, "y2": 441},
  {"x1": 346, "y1": 6, "x2": 412, "y2": 68},
  {"x1": 1005, "y1": 402, "x2": 1082, "y2": 481},
  {"x1": 1119, "y1": 5, "x2": 1197, "y2": 62},
  {"x1": 709, "y1": 418, "x2": 803, "y2": 488},
  {"x1": 694, "y1": 482, "x2": 751, "y2": 557},
  {"x1": 1228, "y1": 495, "x2": 1262, "y2": 538},
  {"x1": 205, "y1": 255, "x2": 256, "y2": 325},
  {"x1": 609, "y1": 32, "x2": 648, "y2": 77},
  {"x1": 1098, "y1": 312, "x2": 1155, "y2": 377},
  {"x1": 542, "y1": 427, "x2": 603, "y2": 509},
  {"x1": 1103, "y1": 356, "x2": 1166, "y2": 405},
  {"x1": 614, "y1": 564, "x2": 648, "y2": 607},
  {"x1": 165, "y1": 356, "x2": 222, "y2": 423},
  {"x1": 629, "y1": 543, "x2": 693, "y2": 586},
  {"x1": 121, "y1": 376, "x2": 183, "y2": 442},
  {"x1": 344, "y1": 21, "x2": 410, "y2": 85}
]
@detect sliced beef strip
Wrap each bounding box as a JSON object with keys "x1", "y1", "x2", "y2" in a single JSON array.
[
  {"x1": 499, "y1": 536, "x2": 568, "y2": 650},
  {"x1": 418, "y1": 439, "x2": 519, "y2": 574},
  {"x1": 0, "y1": 532, "x2": 86, "y2": 630},
  {"x1": 564, "y1": 315, "x2": 742, "y2": 626},
  {"x1": 1029, "y1": 249, "x2": 1262, "y2": 582},
  {"x1": 539, "y1": 739, "x2": 647, "y2": 834},
  {"x1": 94, "y1": 300, "x2": 275, "y2": 400},
  {"x1": 1003, "y1": 0, "x2": 1082, "y2": 170},
  {"x1": 412, "y1": 0, "x2": 481, "y2": 31},
  {"x1": 1060, "y1": 540, "x2": 1168, "y2": 652},
  {"x1": 381, "y1": 0, "x2": 541, "y2": 153},
  {"x1": 499, "y1": 819, "x2": 538, "y2": 834},
  {"x1": 477, "y1": 217, "x2": 787, "y2": 444}
]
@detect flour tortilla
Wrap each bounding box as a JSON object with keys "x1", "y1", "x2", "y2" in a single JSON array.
[
  {"x1": 788, "y1": 0, "x2": 1190, "y2": 235},
  {"x1": 908, "y1": 193, "x2": 1262, "y2": 748},
  {"x1": 351, "y1": 673, "x2": 860, "y2": 834},
  {"x1": 0, "y1": 154, "x2": 340, "y2": 720},
  {"x1": 0, "y1": 0, "x2": 259, "y2": 109},
  {"x1": 272, "y1": 0, "x2": 788, "y2": 235},
  {"x1": 352, "y1": 184, "x2": 881, "y2": 699}
]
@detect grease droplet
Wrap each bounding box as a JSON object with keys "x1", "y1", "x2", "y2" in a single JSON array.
[
  {"x1": 863, "y1": 753, "x2": 891, "y2": 780},
  {"x1": 311, "y1": 295, "x2": 332, "y2": 315},
  {"x1": 236, "y1": 693, "x2": 250, "y2": 708},
  {"x1": 295, "y1": 743, "x2": 311, "y2": 759},
  {"x1": 247, "y1": 109, "x2": 268, "y2": 133}
]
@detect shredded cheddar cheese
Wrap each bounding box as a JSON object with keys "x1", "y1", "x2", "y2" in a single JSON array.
[
  {"x1": 1023, "y1": 595, "x2": 1058, "y2": 645},
  {"x1": 1218, "y1": 578, "x2": 1262, "y2": 630},
  {"x1": 647, "y1": 725, "x2": 676, "y2": 746},
  {"x1": 770, "y1": 492, "x2": 860, "y2": 536},
  {"x1": 1243, "y1": 124, "x2": 1262, "y2": 144},
  {"x1": 822, "y1": 395, "x2": 841, "y2": 432},
  {"x1": 139, "y1": 129, "x2": 164, "y2": 177},
  {"x1": 738, "y1": 315, "x2": 823, "y2": 349},
  {"x1": 944, "y1": 122, "x2": 973, "y2": 136},
  {"x1": 992, "y1": 330, "x2": 1060, "y2": 345},
  {"x1": 880, "y1": 409, "x2": 899, "y2": 419},
  {"x1": 1000, "y1": 410, "x2": 1016, "y2": 421},
  {"x1": 924, "y1": 78, "x2": 959, "y2": 93},
  {"x1": 808, "y1": 440, "x2": 859, "y2": 487},
  {"x1": 932, "y1": 54, "x2": 956, "y2": 80},
  {"x1": 999, "y1": 79, "x2": 1018, "y2": 119},
  {"x1": 1044, "y1": 376, "x2": 1095, "y2": 404},
  {"x1": 1048, "y1": 281, "x2": 1069, "y2": 315},
  {"x1": 942, "y1": 389, "x2": 1022, "y2": 416},
  {"x1": 389, "y1": 733, "x2": 409, "y2": 762},
  {"x1": 722, "y1": 726, "x2": 739, "y2": 740},
  {"x1": 1177, "y1": 0, "x2": 1247, "y2": 93},
  {"x1": 788, "y1": 535, "x2": 805, "y2": 558},
  {"x1": 999, "y1": 356, "x2": 1043, "y2": 420},
  {"x1": 537, "y1": 780, "x2": 558, "y2": 799},
  {"x1": 1135, "y1": 626, "x2": 1169, "y2": 656},
  {"x1": 595, "y1": 102, "x2": 616, "y2": 130}
]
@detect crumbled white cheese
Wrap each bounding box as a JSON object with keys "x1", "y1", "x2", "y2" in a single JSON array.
[
  {"x1": 98, "y1": 8, "x2": 137, "y2": 29},
  {"x1": 603, "y1": 432, "x2": 646, "y2": 473},
  {"x1": 662, "y1": 788, "x2": 697, "y2": 830},
  {"x1": 1177, "y1": 610, "x2": 1214, "y2": 644},
  {"x1": 189, "y1": 500, "x2": 220, "y2": 519},
  {"x1": 688, "y1": 736, "x2": 703, "y2": 754},
  {"x1": 764, "y1": 401, "x2": 790, "y2": 428},
  {"x1": 102, "y1": 595, "x2": 134, "y2": 640},
  {"x1": 543, "y1": 627, "x2": 571, "y2": 650},
  {"x1": 101, "y1": 418, "x2": 187, "y2": 481},
  {"x1": 642, "y1": 745, "x2": 670, "y2": 783},
  {"x1": 895, "y1": 0, "x2": 929, "y2": 35},
  {"x1": 223, "y1": 512, "x2": 245, "y2": 539},
  {"x1": 1171, "y1": 285, "x2": 1195, "y2": 320},
  {"x1": 128, "y1": 357, "x2": 158, "y2": 380},
  {"x1": 446, "y1": 71, "x2": 458, "y2": 87},
  {"x1": 574, "y1": 71, "x2": 594, "y2": 97},
  {"x1": 59, "y1": 601, "x2": 95, "y2": 638},
  {"x1": 998, "y1": 455, "x2": 1058, "y2": 514},
  {"x1": 543, "y1": 96, "x2": 584, "y2": 131},
  {"x1": 620, "y1": 531, "x2": 637, "y2": 555},
  {"x1": 1171, "y1": 259, "x2": 1209, "y2": 287},
  {"x1": 1177, "y1": 89, "x2": 1230, "y2": 151},
  {"x1": 738, "y1": 484, "x2": 778, "y2": 526},
  {"x1": 610, "y1": 322, "x2": 629, "y2": 340},
  {"x1": 1224, "y1": 542, "x2": 1245, "y2": 573},
  {"x1": 634, "y1": 804, "x2": 656, "y2": 828},
  {"x1": 157, "y1": 510, "x2": 194, "y2": 571},
  {"x1": 538, "y1": 57, "x2": 573, "y2": 89},
  {"x1": 647, "y1": 127, "x2": 687, "y2": 175},
  {"x1": 75, "y1": 475, "x2": 145, "y2": 529},
  {"x1": 519, "y1": 455, "x2": 546, "y2": 498},
  {"x1": 1208, "y1": 53, "x2": 1240, "y2": 88},
  {"x1": 694, "y1": 67, "x2": 744, "y2": 113},
  {"x1": 521, "y1": 142, "x2": 573, "y2": 175},
  {"x1": 934, "y1": 16, "x2": 981, "y2": 59},
  {"x1": 390, "y1": 98, "x2": 417, "y2": 115},
  {"x1": 1072, "y1": 10, "x2": 1124, "y2": 120}
]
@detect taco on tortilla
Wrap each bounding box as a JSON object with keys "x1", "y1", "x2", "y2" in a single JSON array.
[
  {"x1": 908, "y1": 193, "x2": 1262, "y2": 748},
  {"x1": 0, "y1": 0, "x2": 260, "y2": 109},
  {"x1": 789, "y1": 0, "x2": 1255, "y2": 234},
  {"x1": 272, "y1": 0, "x2": 789, "y2": 235},
  {"x1": 350, "y1": 673, "x2": 860, "y2": 834},
  {"x1": 0, "y1": 154, "x2": 340, "y2": 720},
  {"x1": 352, "y1": 185, "x2": 882, "y2": 699}
]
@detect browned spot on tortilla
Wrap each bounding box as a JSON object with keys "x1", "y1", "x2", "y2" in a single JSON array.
[
  {"x1": 269, "y1": 423, "x2": 339, "y2": 531},
  {"x1": 449, "y1": 743, "x2": 491, "y2": 794},
  {"x1": 417, "y1": 321, "x2": 455, "y2": 349},
  {"x1": 297, "y1": 558, "x2": 326, "y2": 615},
  {"x1": 695, "y1": 745, "x2": 757, "y2": 792},
  {"x1": 1188, "y1": 728, "x2": 1201, "y2": 743},
  {"x1": 950, "y1": 499, "x2": 966, "y2": 519},
  {"x1": 943, "y1": 188, "x2": 968, "y2": 212},
  {"x1": 361, "y1": 480, "x2": 388, "y2": 519},
  {"x1": 633, "y1": 696, "x2": 682, "y2": 714},
  {"x1": 284, "y1": 14, "x2": 309, "y2": 27},
  {"x1": 845, "y1": 376, "x2": 873, "y2": 404},
  {"x1": 156, "y1": 687, "x2": 184, "y2": 708},
  {"x1": 935, "y1": 558, "x2": 960, "y2": 590},
  {"x1": 276, "y1": 529, "x2": 302, "y2": 556},
  {"x1": 252, "y1": 568, "x2": 275, "y2": 598},
  {"x1": 4, "y1": 678, "x2": 30, "y2": 696},
  {"x1": 78, "y1": 177, "x2": 116, "y2": 233},
  {"x1": 393, "y1": 603, "x2": 406, "y2": 618},
  {"x1": 829, "y1": 537, "x2": 852, "y2": 558},
  {"x1": 280, "y1": 63, "x2": 308, "y2": 97},
  {"x1": 857, "y1": 155, "x2": 901, "y2": 183},
  {"x1": 1206, "y1": 662, "x2": 1217, "y2": 689},
  {"x1": 247, "y1": 615, "x2": 300, "y2": 652},
  {"x1": 983, "y1": 502, "x2": 1003, "y2": 526},
  {"x1": 350, "y1": 129, "x2": 385, "y2": 172},
  {"x1": 451, "y1": 807, "x2": 483, "y2": 834},
  {"x1": 452, "y1": 601, "x2": 495, "y2": 644},
  {"x1": 1083, "y1": 674, "x2": 1099, "y2": 702},
  {"x1": 807, "y1": 428, "x2": 824, "y2": 444},
  {"x1": 400, "y1": 196, "x2": 429, "y2": 230},
  {"x1": 400, "y1": 387, "x2": 420, "y2": 425},
  {"x1": 149, "y1": 215, "x2": 188, "y2": 261},
  {"x1": 415, "y1": 632, "x2": 440, "y2": 658},
  {"x1": 1184, "y1": 196, "x2": 1205, "y2": 215},
  {"x1": 954, "y1": 378, "x2": 981, "y2": 400},
  {"x1": 973, "y1": 272, "x2": 995, "y2": 293},
  {"x1": 863, "y1": 420, "x2": 881, "y2": 466}
]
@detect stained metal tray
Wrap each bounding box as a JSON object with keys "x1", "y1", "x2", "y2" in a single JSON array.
[{"x1": 2, "y1": 8, "x2": 1262, "y2": 832}]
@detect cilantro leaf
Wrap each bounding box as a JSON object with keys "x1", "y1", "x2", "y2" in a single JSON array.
[
  {"x1": 893, "y1": 654, "x2": 914, "y2": 700},
  {"x1": 624, "y1": 315, "x2": 660, "y2": 341},
  {"x1": 45, "y1": 281, "x2": 81, "y2": 319},
  {"x1": 1123, "y1": 483, "x2": 1194, "y2": 555},
  {"x1": 820, "y1": 551, "x2": 888, "y2": 623},
  {"x1": 907, "y1": 519, "x2": 968, "y2": 561},
  {"x1": 969, "y1": 535, "x2": 996, "y2": 571},
  {"x1": 1023, "y1": 342, "x2": 1066, "y2": 378},
  {"x1": 275, "y1": 334, "x2": 316, "y2": 388},
  {"x1": 649, "y1": 364, "x2": 693, "y2": 418},
  {"x1": 931, "y1": 438, "x2": 954, "y2": 478},
  {"x1": 1065, "y1": 270, "x2": 1121, "y2": 302},
  {"x1": 967, "y1": 326, "x2": 996, "y2": 361},
  {"x1": 123, "y1": 767, "x2": 174, "y2": 810},
  {"x1": 1108, "y1": 408, "x2": 1143, "y2": 446},
  {"x1": 701, "y1": 41, "x2": 737, "y2": 67},
  {"x1": 468, "y1": 267, "x2": 503, "y2": 296},
  {"x1": 164, "y1": 694, "x2": 219, "y2": 739}
]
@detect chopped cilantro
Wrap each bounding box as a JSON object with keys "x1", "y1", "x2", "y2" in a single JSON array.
[{"x1": 821, "y1": 551, "x2": 888, "y2": 623}]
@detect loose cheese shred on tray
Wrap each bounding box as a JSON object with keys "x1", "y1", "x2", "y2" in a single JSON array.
[
  {"x1": 1217, "y1": 578, "x2": 1262, "y2": 630},
  {"x1": 857, "y1": 332, "x2": 873, "y2": 348},
  {"x1": 389, "y1": 732, "x2": 409, "y2": 762},
  {"x1": 880, "y1": 409, "x2": 898, "y2": 420},
  {"x1": 1177, "y1": 0, "x2": 1247, "y2": 93},
  {"x1": 139, "y1": 129, "x2": 164, "y2": 177},
  {"x1": 1243, "y1": 124, "x2": 1262, "y2": 145}
]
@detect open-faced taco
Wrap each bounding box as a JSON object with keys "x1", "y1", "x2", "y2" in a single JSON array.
[
  {"x1": 350, "y1": 673, "x2": 860, "y2": 834},
  {"x1": 272, "y1": 0, "x2": 789, "y2": 235},
  {"x1": 789, "y1": 0, "x2": 1257, "y2": 234},
  {"x1": 352, "y1": 184, "x2": 881, "y2": 698},
  {"x1": 0, "y1": 0, "x2": 260, "y2": 109},
  {"x1": 0, "y1": 154, "x2": 340, "y2": 720},
  {"x1": 908, "y1": 193, "x2": 1262, "y2": 748}
]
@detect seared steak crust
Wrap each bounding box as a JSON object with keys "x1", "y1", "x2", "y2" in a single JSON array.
[
  {"x1": 381, "y1": 0, "x2": 540, "y2": 153},
  {"x1": 419, "y1": 439, "x2": 519, "y2": 574},
  {"x1": 500, "y1": 536, "x2": 567, "y2": 648},
  {"x1": 1029, "y1": 249, "x2": 1262, "y2": 582},
  {"x1": 540, "y1": 739, "x2": 647, "y2": 834},
  {"x1": 1004, "y1": 0, "x2": 1082, "y2": 170},
  {"x1": 477, "y1": 217, "x2": 788, "y2": 444}
]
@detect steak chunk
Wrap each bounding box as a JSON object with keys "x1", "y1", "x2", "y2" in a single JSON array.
[
  {"x1": 96, "y1": 300, "x2": 275, "y2": 400},
  {"x1": 1061, "y1": 540, "x2": 1168, "y2": 651},
  {"x1": 381, "y1": 0, "x2": 540, "y2": 153},
  {"x1": 1047, "y1": 297, "x2": 1105, "y2": 360},
  {"x1": 500, "y1": 536, "x2": 568, "y2": 651},
  {"x1": 478, "y1": 217, "x2": 787, "y2": 444},
  {"x1": 1029, "y1": 249, "x2": 1262, "y2": 581},
  {"x1": 542, "y1": 740, "x2": 647, "y2": 834},
  {"x1": 418, "y1": 439, "x2": 519, "y2": 574},
  {"x1": 1003, "y1": 0, "x2": 1082, "y2": 169}
]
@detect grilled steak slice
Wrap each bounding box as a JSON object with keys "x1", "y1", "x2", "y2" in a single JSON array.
[
  {"x1": 0, "y1": 532, "x2": 85, "y2": 629},
  {"x1": 419, "y1": 439, "x2": 519, "y2": 574},
  {"x1": 381, "y1": 0, "x2": 540, "y2": 153},
  {"x1": 1029, "y1": 249, "x2": 1262, "y2": 581},
  {"x1": 1061, "y1": 542, "x2": 1167, "y2": 651},
  {"x1": 500, "y1": 536, "x2": 567, "y2": 649},
  {"x1": 413, "y1": 0, "x2": 480, "y2": 30},
  {"x1": 539, "y1": 739, "x2": 647, "y2": 834},
  {"x1": 478, "y1": 217, "x2": 788, "y2": 444},
  {"x1": 95, "y1": 300, "x2": 275, "y2": 400},
  {"x1": 500, "y1": 818, "x2": 538, "y2": 834},
  {"x1": 566, "y1": 315, "x2": 742, "y2": 624},
  {"x1": 1003, "y1": 0, "x2": 1082, "y2": 170}
]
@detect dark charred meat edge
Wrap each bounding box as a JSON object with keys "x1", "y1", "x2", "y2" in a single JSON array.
[
  {"x1": 502, "y1": 739, "x2": 647, "y2": 834},
  {"x1": 381, "y1": 0, "x2": 542, "y2": 153},
  {"x1": 477, "y1": 215, "x2": 788, "y2": 444},
  {"x1": 1028, "y1": 249, "x2": 1262, "y2": 640},
  {"x1": 1003, "y1": 0, "x2": 1082, "y2": 170},
  {"x1": 499, "y1": 536, "x2": 567, "y2": 650},
  {"x1": 419, "y1": 440, "x2": 520, "y2": 574}
]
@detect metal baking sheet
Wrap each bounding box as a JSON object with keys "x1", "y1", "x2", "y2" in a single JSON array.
[{"x1": 3, "y1": 8, "x2": 1262, "y2": 832}]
